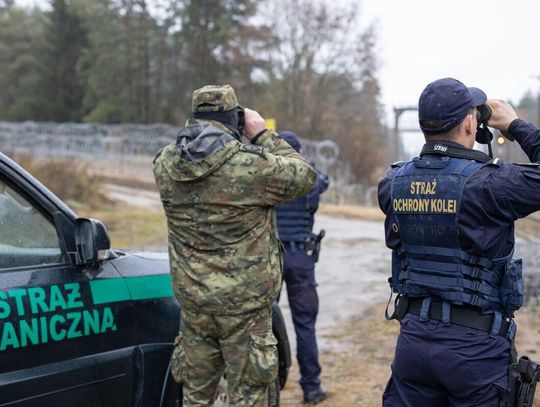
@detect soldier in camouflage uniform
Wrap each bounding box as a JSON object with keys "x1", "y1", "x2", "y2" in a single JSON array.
[{"x1": 153, "y1": 84, "x2": 317, "y2": 407}]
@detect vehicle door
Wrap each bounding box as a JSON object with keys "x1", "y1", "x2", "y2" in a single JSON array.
[{"x1": 0, "y1": 174, "x2": 137, "y2": 407}]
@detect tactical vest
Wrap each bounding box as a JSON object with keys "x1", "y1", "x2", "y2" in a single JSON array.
[
  {"x1": 276, "y1": 190, "x2": 317, "y2": 242},
  {"x1": 390, "y1": 155, "x2": 523, "y2": 316}
]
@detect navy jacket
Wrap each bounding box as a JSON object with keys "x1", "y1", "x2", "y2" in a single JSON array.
[
  {"x1": 277, "y1": 168, "x2": 329, "y2": 242},
  {"x1": 378, "y1": 119, "x2": 540, "y2": 260}
]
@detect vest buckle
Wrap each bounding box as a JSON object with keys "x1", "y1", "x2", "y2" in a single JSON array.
[
  {"x1": 470, "y1": 267, "x2": 482, "y2": 279},
  {"x1": 470, "y1": 280, "x2": 482, "y2": 293},
  {"x1": 470, "y1": 295, "x2": 483, "y2": 307}
]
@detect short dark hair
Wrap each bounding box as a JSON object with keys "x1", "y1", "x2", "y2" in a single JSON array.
[
  {"x1": 423, "y1": 107, "x2": 475, "y2": 140},
  {"x1": 424, "y1": 125, "x2": 461, "y2": 140}
]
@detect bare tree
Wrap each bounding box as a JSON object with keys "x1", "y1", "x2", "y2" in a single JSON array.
[
  {"x1": 257, "y1": 0, "x2": 387, "y2": 185},
  {"x1": 259, "y1": 0, "x2": 358, "y2": 133}
]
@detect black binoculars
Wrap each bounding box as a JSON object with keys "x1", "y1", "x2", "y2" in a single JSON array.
[
  {"x1": 476, "y1": 104, "x2": 492, "y2": 124},
  {"x1": 475, "y1": 104, "x2": 493, "y2": 144},
  {"x1": 237, "y1": 107, "x2": 246, "y2": 134},
  {"x1": 475, "y1": 104, "x2": 514, "y2": 144}
]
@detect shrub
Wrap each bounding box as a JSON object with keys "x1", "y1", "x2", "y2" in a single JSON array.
[{"x1": 12, "y1": 153, "x2": 112, "y2": 210}]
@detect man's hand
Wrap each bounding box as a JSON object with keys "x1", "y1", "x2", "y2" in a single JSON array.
[
  {"x1": 243, "y1": 108, "x2": 266, "y2": 140},
  {"x1": 486, "y1": 99, "x2": 519, "y2": 132}
]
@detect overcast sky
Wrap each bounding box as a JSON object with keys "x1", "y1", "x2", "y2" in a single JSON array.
[{"x1": 358, "y1": 0, "x2": 540, "y2": 152}]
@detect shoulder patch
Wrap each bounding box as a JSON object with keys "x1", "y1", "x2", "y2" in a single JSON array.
[
  {"x1": 239, "y1": 144, "x2": 267, "y2": 159},
  {"x1": 391, "y1": 161, "x2": 406, "y2": 168}
]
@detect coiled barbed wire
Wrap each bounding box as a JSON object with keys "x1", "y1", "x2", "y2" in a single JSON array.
[{"x1": 0, "y1": 122, "x2": 339, "y2": 168}]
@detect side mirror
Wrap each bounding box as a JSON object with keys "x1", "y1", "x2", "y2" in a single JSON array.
[{"x1": 75, "y1": 218, "x2": 111, "y2": 265}]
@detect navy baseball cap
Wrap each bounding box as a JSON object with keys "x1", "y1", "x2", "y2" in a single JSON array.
[
  {"x1": 279, "y1": 130, "x2": 302, "y2": 152},
  {"x1": 418, "y1": 77, "x2": 487, "y2": 134}
]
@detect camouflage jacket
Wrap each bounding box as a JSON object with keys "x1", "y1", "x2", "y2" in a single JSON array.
[{"x1": 153, "y1": 119, "x2": 317, "y2": 315}]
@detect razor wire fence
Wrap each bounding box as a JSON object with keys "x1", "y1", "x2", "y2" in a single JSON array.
[
  {"x1": 0, "y1": 121, "x2": 376, "y2": 205},
  {"x1": 0, "y1": 122, "x2": 177, "y2": 160}
]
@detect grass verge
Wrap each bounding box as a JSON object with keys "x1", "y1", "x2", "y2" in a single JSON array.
[{"x1": 78, "y1": 204, "x2": 168, "y2": 250}]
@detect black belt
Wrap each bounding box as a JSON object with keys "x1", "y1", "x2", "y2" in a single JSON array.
[
  {"x1": 282, "y1": 240, "x2": 315, "y2": 252},
  {"x1": 402, "y1": 297, "x2": 513, "y2": 338}
]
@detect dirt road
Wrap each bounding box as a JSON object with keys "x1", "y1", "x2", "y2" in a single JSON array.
[{"x1": 279, "y1": 214, "x2": 390, "y2": 354}]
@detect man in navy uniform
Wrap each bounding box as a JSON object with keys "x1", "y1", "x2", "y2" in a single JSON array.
[
  {"x1": 277, "y1": 131, "x2": 330, "y2": 404},
  {"x1": 378, "y1": 77, "x2": 540, "y2": 406}
]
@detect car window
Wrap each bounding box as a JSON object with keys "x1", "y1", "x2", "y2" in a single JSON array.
[{"x1": 0, "y1": 179, "x2": 65, "y2": 269}]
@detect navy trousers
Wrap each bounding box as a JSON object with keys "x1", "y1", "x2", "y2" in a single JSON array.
[
  {"x1": 383, "y1": 314, "x2": 511, "y2": 407},
  {"x1": 282, "y1": 247, "x2": 321, "y2": 394}
]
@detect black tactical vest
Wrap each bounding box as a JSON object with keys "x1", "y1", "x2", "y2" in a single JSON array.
[{"x1": 390, "y1": 156, "x2": 522, "y2": 316}]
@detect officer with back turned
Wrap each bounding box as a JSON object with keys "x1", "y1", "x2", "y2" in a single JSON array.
[
  {"x1": 276, "y1": 130, "x2": 329, "y2": 405},
  {"x1": 378, "y1": 77, "x2": 540, "y2": 406},
  {"x1": 153, "y1": 85, "x2": 317, "y2": 407}
]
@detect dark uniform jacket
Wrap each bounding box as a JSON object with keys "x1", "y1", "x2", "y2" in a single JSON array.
[
  {"x1": 379, "y1": 119, "x2": 540, "y2": 263},
  {"x1": 276, "y1": 168, "x2": 329, "y2": 243}
]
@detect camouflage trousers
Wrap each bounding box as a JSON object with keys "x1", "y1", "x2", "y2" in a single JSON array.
[{"x1": 171, "y1": 305, "x2": 278, "y2": 407}]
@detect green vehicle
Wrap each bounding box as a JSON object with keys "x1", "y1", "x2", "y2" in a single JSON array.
[{"x1": 0, "y1": 152, "x2": 291, "y2": 406}]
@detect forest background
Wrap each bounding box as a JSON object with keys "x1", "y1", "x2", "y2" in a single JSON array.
[
  {"x1": 0, "y1": 0, "x2": 389, "y2": 187},
  {"x1": 2, "y1": 0, "x2": 540, "y2": 187}
]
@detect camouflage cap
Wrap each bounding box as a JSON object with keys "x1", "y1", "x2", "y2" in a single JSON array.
[{"x1": 192, "y1": 84, "x2": 239, "y2": 113}]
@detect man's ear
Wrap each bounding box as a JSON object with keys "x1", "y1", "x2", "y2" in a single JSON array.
[{"x1": 463, "y1": 113, "x2": 475, "y2": 136}]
